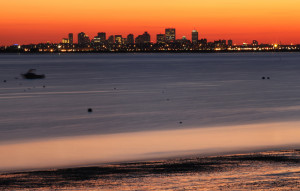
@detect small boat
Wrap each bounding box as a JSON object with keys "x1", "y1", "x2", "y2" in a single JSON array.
[{"x1": 22, "y1": 69, "x2": 45, "y2": 79}]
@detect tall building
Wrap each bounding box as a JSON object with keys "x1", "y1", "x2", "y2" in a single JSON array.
[
  {"x1": 127, "y1": 34, "x2": 134, "y2": 44},
  {"x1": 253, "y1": 40, "x2": 258, "y2": 46},
  {"x1": 108, "y1": 35, "x2": 114, "y2": 44},
  {"x1": 93, "y1": 36, "x2": 101, "y2": 43},
  {"x1": 199, "y1": 38, "x2": 207, "y2": 45},
  {"x1": 222, "y1": 40, "x2": 226, "y2": 45},
  {"x1": 191, "y1": 30, "x2": 198, "y2": 44},
  {"x1": 165, "y1": 28, "x2": 176, "y2": 42},
  {"x1": 142, "y1": 32, "x2": 150, "y2": 43},
  {"x1": 228, "y1": 39, "x2": 233, "y2": 47},
  {"x1": 62, "y1": 38, "x2": 69, "y2": 44},
  {"x1": 78, "y1": 32, "x2": 90, "y2": 46},
  {"x1": 157, "y1": 34, "x2": 165, "y2": 43},
  {"x1": 97, "y1": 32, "x2": 106, "y2": 43},
  {"x1": 115, "y1": 35, "x2": 122, "y2": 44},
  {"x1": 68, "y1": 33, "x2": 73, "y2": 44},
  {"x1": 122, "y1": 38, "x2": 127, "y2": 44},
  {"x1": 135, "y1": 35, "x2": 143, "y2": 44},
  {"x1": 135, "y1": 32, "x2": 151, "y2": 44},
  {"x1": 214, "y1": 39, "x2": 226, "y2": 47}
]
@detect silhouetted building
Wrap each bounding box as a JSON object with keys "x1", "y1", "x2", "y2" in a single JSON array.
[
  {"x1": 191, "y1": 30, "x2": 198, "y2": 44},
  {"x1": 253, "y1": 40, "x2": 258, "y2": 46},
  {"x1": 228, "y1": 39, "x2": 233, "y2": 46},
  {"x1": 142, "y1": 32, "x2": 150, "y2": 43},
  {"x1": 97, "y1": 32, "x2": 106, "y2": 43},
  {"x1": 135, "y1": 35, "x2": 143, "y2": 44},
  {"x1": 165, "y1": 28, "x2": 176, "y2": 42},
  {"x1": 93, "y1": 36, "x2": 101, "y2": 43},
  {"x1": 78, "y1": 32, "x2": 90, "y2": 47},
  {"x1": 199, "y1": 38, "x2": 207, "y2": 45},
  {"x1": 127, "y1": 34, "x2": 134, "y2": 44},
  {"x1": 62, "y1": 38, "x2": 69, "y2": 44},
  {"x1": 68, "y1": 33, "x2": 73, "y2": 44},
  {"x1": 122, "y1": 38, "x2": 127, "y2": 44},
  {"x1": 78, "y1": 32, "x2": 85, "y2": 45},
  {"x1": 136, "y1": 32, "x2": 151, "y2": 44},
  {"x1": 178, "y1": 36, "x2": 190, "y2": 44},
  {"x1": 108, "y1": 35, "x2": 114, "y2": 44},
  {"x1": 214, "y1": 39, "x2": 226, "y2": 47},
  {"x1": 115, "y1": 35, "x2": 122, "y2": 44},
  {"x1": 157, "y1": 34, "x2": 165, "y2": 43}
]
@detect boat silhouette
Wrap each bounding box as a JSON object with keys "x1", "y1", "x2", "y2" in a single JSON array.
[{"x1": 22, "y1": 69, "x2": 45, "y2": 79}]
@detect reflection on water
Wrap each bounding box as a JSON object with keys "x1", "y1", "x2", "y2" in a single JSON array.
[
  {"x1": 1, "y1": 150, "x2": 299, "y2": 190},
  {"x1": 1, "y1": 121, "x2": 300, "y2": 171}
]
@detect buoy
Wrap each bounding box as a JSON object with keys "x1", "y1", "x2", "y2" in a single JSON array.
[
  {"x1": 87, "y1": 108, "x2": 93, "y2": 113},
  {"x1": 267, "y1": 77, "x2": 270, "y2": 79},
  {"x1": 3, "y1": 80, "x2": 6, "y2": 83},
  {"x1": 179, "y1": 121, "x2": 183, "y2": 124},
  {"x1": 262, "y1": 77, "x2": 265, "y2": 80}
]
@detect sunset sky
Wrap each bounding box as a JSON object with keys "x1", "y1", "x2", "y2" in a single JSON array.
[{"x1": 1, "y1": 0, "x2": 300, "y2": 45}]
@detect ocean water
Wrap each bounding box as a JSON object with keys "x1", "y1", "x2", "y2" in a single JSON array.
[{"x1": 1, "y1": 53, "x2": 300, "y2": 171}]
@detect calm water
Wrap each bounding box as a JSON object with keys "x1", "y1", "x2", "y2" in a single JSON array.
[{"x1": 1, "y1": 53, "x2": 300, "y2": 171}]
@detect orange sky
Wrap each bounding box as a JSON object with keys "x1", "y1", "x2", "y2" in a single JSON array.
[{"x1": 1, "y1": 0, "x2": 300, "y2": 45}]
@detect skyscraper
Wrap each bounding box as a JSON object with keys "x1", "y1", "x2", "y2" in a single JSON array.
[
  {"x1": 127, "y1": 34, "x2": 134, "y2": 44},
  {"x1": 115, "y1": 35, "x2": 122, "y2": 44},
  {"x1": 93, "y1": 36, "x2": 101, "y2": 43},
  {"x1": 78, "y1": 32, "x2": 90, "y2": 46},
  {"x1": 157, "y1": 34, "x2": 165, "y2": 43},
  {"x1": 142, "y1": 32, "x2": 150, "y2": 43},
  {"x1": 191, "y1": 30, "x2": 198, "y2": 44},
  {"x1": 253, "y1": 40, "x2": 258, "y2": 46},
  {"x1": 62, "y1": 38, "x2": 69, "y2": 44},
  {"x1": 135, "y1": 32, "x2": 151, "y2": 44},
  {"x1": 97, "y1": 32, "x2": 106, "y2": 43},
  {"x1": 68, "y1": 33, "x2": 73, "y2": 44},
  {"x1": 108, "y1": 35, "x2": 114, "y2": 44},
  {"x1": 165, "y1": 28, "x2": 176, "y2": 42},
  {"x1": 228, "y1": 39, "x2": 233, "y2": 47}
]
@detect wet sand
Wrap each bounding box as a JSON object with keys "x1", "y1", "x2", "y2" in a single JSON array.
[
  {"x1": 1, "y1": 149, "x2": 299, "y2": 190},
  {"x1": 1, "y1": 121, "x2": 300, "y2": 172}
]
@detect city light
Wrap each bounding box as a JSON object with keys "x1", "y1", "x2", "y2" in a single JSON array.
[{"x1": 1, "y1": 28, "x2": 299, "y2": 53}]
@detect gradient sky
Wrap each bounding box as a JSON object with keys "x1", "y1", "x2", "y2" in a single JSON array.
[{"x1": 1, "y1": 0, "x2": 300, "y2": 45}]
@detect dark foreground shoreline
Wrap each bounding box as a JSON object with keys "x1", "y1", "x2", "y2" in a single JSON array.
[{"x1": 1, "y1": 149, "x2": 299, "y2": 190}]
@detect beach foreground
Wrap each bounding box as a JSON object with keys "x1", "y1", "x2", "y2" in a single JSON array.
[{"x1": 1, "y1": 149, "x2": 299, "y2": 190}]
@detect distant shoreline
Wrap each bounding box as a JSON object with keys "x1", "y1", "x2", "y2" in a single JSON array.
[{"x1": 1, "y1": 50, "x2": 300, "y2": 54}]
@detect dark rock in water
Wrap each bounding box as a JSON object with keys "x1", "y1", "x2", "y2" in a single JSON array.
[
  {"x1": 179, "y1": 121, "x2": 183, "y2": 124},
  {"x1": 88, "y1": 108, "x2": 93, "y2": 113},
  {"x1": 267, "y1": 77, "x2": 270, "y2": 79},
  {"x1": 43, "y1": 85, "x2": 46, "y2": 88},
  {"x1": 262, "y1": 77, "x2": 265, "y2": 80},
  {"x1": 3, "y1": 80, "x2": 6, "y2": 83}
]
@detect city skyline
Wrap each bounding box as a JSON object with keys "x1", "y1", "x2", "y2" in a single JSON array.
[
  {"x1": 0, "y1": 28, "x2": 298, "y2": 47},
  {"x1": 1, "y1": 0, "x2": 300, "y2": 46}
]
